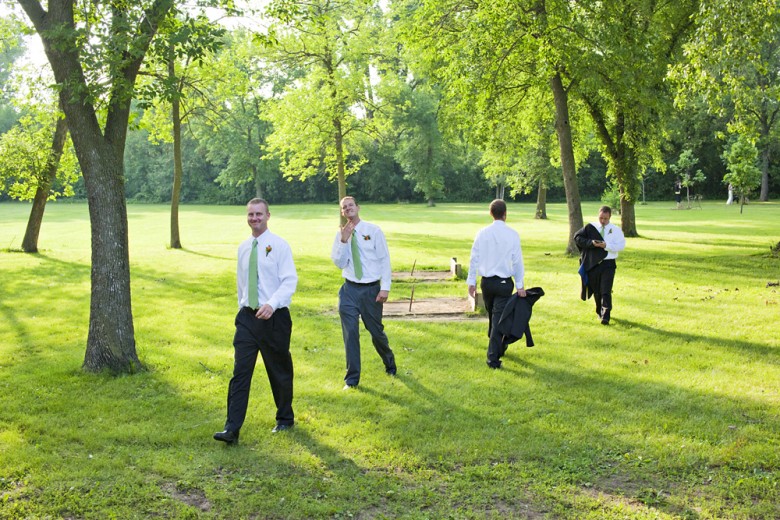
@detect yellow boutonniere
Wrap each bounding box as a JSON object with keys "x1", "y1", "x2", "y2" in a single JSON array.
[
  {"x1": 265, "y1": 245, "x2": 272, "y2": 256},
  {"x1": 362, "y1": 234, "x2": 371, "y2": 241}
]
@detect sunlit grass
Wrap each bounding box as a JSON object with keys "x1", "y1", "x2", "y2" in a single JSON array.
[{"x1": 1, "y1": 200, "x2": 778, "y2": 519}]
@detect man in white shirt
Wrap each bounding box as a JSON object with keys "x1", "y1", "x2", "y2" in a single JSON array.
[
  {"x1": 467, "y1": 199, "x2": 526, "y2": 369},
  {"x1": 214, "y1": 198, "x2": 298, "y2": 444},
  {"x1": 573, "y1": 205, "x2": 626, "y2": 325},
  {"x1": 331, "y1": 196, "x2": 396, "y2": 389}
]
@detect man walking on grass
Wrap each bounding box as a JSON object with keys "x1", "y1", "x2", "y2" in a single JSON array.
[
  {"x1": 214, "y1": 198, "x2": 298, "y2": 445},
  {"x1": 574, "y1": 205, "x2": 626, "y2": 325},
  {"x1": 467, "y1": 199, "x2": 526, "y2": 369},
  {"x1": 331, "y1": 196, "x2": 397, "y2": 390}
]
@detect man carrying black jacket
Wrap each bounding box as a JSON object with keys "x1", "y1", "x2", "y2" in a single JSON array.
[{"x1": 574, "y1": 206, "x2": 626, "y2": 325}]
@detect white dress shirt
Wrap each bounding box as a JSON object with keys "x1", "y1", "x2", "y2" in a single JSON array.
[
  {"x1": 466, "y1": 220, "x2": 524, "y2": 288},
  {"x1": 331, "y1": 220, "x2": 392, "y2": 291},
  {"x1": 237, "y1": 230, "x2": 297, "y2": 310},
  {"x1": 593, "y1": 221, "x2": 626, "y2": 260}
]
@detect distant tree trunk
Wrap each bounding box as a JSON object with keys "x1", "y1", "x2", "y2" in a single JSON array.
[
  {"x1": 760, "y1": 143, "x2": 769, "y2": 202},
  {"x1": 427, "y1": 197, "x2": 436, "y2": 207},
  {"x1": 22, "y1": 114, "x2": 69, "y2": 253},
  {"x1": 169, "y1": 52, "x2": 182, "y2": 249},
  {"x1": 248, "y1": 127, "x2": 263, "y2": 199},
  {"x1": 252, "y1": 164, "x2": 263, "y2": 199},
  {"x1": 550, "y1": 72, "x2": 583, "y2": 254},
  {"x1": 535, "y1": 178, "x2": 547, "y2": 219},
  {"x1": 585, "y1": 101, "x2": 639, "y2": 237}
]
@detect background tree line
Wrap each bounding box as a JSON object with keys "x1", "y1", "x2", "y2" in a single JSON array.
[{"x1": 3, "y1": 3, "x2": 778, "y2": 211}]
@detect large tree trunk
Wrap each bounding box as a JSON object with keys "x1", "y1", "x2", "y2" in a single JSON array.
[
  {"x1": 169, "y1": 53, "x2": 183, "y2": 249},
  {"x1": 81, "y1": 141, "x2": 140, "y2": 373},
  {"x1": 550, "y1": 72, "x2": 583, "y2": 254},
  {"x1": 22, "y1": 114, "x2": 69, "y2": 253},
  {"x1": 535, "y1": 177, "x2": 547, "y2": 219},
  {"x1": 619, "y1": 198, "x2": 637, "y2": 237}
]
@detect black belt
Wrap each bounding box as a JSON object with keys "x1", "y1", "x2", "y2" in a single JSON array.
[
  {"x1": 345, "y1": 279, "x2": 380, "y2": 287},
  {"x1": 242, "y1": 306, "x2": 288, "y2": 312}
]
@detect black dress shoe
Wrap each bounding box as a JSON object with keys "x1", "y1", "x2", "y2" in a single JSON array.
[
  {"x1": 271, "y1": 423, "x2": 294, "y2": 433},
  {"x1": 213, "y1": 430, "x2": 239, "y2": 444},
  {"x1": 487, "y1": 361, "x2": 502, "y2": 369},
  {"x1": 385, "y1": 367, "x2": 397, "y2": 376}
]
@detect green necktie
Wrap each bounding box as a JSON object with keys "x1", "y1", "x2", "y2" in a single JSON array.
[
  {"x1": 351, "y1": 230, "x2": 363, "y2": 280},
  {"x1": 248, "y1": 238, "x2": 259, "y2": 308},
  {"x1": 599, "y1": 225, "x2": 605, "y2": 238}
]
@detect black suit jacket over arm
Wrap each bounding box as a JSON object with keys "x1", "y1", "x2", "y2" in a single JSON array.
[
  {"x1": 574, "y1": 224, "x2": 608, "y2": 301},
  {"x1": 496, "y1": 287, "x2": 544, "y2": 348}
]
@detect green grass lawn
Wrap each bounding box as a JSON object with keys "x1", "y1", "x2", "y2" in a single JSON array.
[{"x1": 1, "y1": 200, "x2": 778, "y2": 519}]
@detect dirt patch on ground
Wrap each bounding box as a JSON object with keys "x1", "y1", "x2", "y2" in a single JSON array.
[
  {"x1": 384, "y1": 297, "x2": 483, "y2": 321},
  {"x1": 161, "y1": 482, "x2": 211, "y2": 512}
]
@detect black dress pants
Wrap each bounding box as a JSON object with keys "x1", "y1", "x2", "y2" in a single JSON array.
[
  {"x1": 588, "y1": 259, "x2": 616, "y2": 321},
  {"x1": 480, "y1": 276, "x2": 514, "y2": 366},
  {"x1": 224, "y1": 307, "x2": 294, "y2": 432}
]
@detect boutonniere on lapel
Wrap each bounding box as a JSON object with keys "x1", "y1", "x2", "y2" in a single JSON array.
[
  {"x1": 607, "y1": 229, "x2": 613, "y2": 235},
  {"x1": 362, "y1": 234, "x2": 371, "y2": 241},
  {"x1": 265, "y1": 245, "x2": 272, "y2": 256}
]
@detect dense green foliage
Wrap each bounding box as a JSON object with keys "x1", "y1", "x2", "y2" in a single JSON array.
[
  {"x1": 3, "y1": 2, "x2": 780, "y2": 207},
  {"x1": 1, "y1": 201, "x2": 778, "y2": 518}
]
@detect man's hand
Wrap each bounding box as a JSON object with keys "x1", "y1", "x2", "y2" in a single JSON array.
[
  {"x1": 254, "y1": 304, "x2": 274, "y2": 320},
  {"x1": 340, "y1": 220, "x2": 356, "y2": 243},
  {"x1": 593, "y1": 239, "x2": 606, "y2": 249},
  {"x1": 376, "y1": 290, "x2": 389, "y2": 303},
  {"x1": 517, "y1": 288, "x2": 527, "y2": 297},
  {"x1": 468, "y1": 285, "x2": 476, "y2": 299}
]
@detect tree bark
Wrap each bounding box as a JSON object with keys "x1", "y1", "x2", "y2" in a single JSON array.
[
  {"x1": 550, "y1": 72, "x2": 583, "y2": 254},
  {"x1": 535, "y1": 177, "x2": 547, "y2": 219},
  {"x1": 22, "y1": 114, "x2": 69, "y2": 253},
  {"x1": 334, "y1": 116, "x2": 347, "y2": 224},
  {"x1": 583, "y1": 100, "x2": 639, "y2": 237},
  {"x1": 81, "y1": 145, "x2": 140, "y2": 372},
  {"x1": 170, "y1": 53, "x2": 183, "y2": 249},
  {"x1": 619, "y1": 197, "x2": 637, "y2": 237}
]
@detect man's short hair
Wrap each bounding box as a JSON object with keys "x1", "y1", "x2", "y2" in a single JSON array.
[
  {"x1": 247, "y1": 198, "x2": 269, "y2": 211},
  {"x1": 489, "y1": 199, "x2": 507, "y2": 220},
  {"x1": 599, "y1": 205, "x2": 612, "y2": 215},
  {"x1": 340, "y1": 196, "x2": 358, "y2": 207}
]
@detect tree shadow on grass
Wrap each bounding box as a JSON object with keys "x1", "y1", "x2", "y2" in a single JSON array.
[{"x1": 614, "y1": 317, "x2": 779, "y2": 360}]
